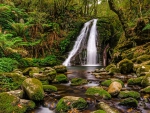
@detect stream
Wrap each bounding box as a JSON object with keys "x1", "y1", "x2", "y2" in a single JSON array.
[{"x1": 28, "y1": 66, "x2": 150, "y2": 113}]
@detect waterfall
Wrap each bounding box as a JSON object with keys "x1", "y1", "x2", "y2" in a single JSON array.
[
  {"x1": 63, "y1": 19, "x2": 99, "y2": 66},
  {"x1": 86, "y1": 19, "x2": 98, "y2": 65}
]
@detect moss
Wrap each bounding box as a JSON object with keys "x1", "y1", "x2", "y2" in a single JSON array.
[
  {"x1": 136, "y1": 55, "x2": 150, "y2": 64},
  {"x1": 141, "y1": 73, "x2": 150, "y2": 87},
  {"x1": 118, "y1": 91, "x2": 140, "y2": 99},
  {"x1": 119, "y1": 97, "x2": 138, "y2": 107},
  {"x1": 140, "y1": 86, "x2": 150, "y2": 93},
  {"x1": 41, "y1": 80, "x2": 49, "y2": 85},
  {"x1": 117, "y1": 59, "x2": 133, "y2": 74},
  {"x1": 56, "y1": 96, "x2": 87, "y2": 112},
  {"x1": 55, "y1": 74, "x2": 68, "y2": 83},
  {"x1": 43, "y1": 85, "x2": 57, "y2": 92},
  {"x1": 127, "y1": 76, "x2": 144, "y2": 85},
  {"x1": 71, "y1": 78, "x2": 88, "y2": 86},
  {"x1": 91, "y1": 110, "x2": 106, "y2": 113},
  {"x1": 101, "y1": 79, "x2": 124, "y2": 87},
  {"x1": 109, "y1": 67, "x2": 120, "y2": 75},
  {"x1": 85, "y1": 87, "x2": 111, "y2": 99},
  {"x1": 136, "y1": 65, "x2": 150, "y2": 76},
  {"x1": 53, "y1": 65, "x2": 67, "y2": 73},
  {"x1": 0, "y1": 92, "x2": 26, "y2": 113},
  {"x1": 105, "y1": 64, "x2": 116, "y2": 72}
]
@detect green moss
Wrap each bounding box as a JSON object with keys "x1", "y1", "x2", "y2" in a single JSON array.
[
  {"x1": 136, "y1": 55, "x2": 150, "y2": 64},
  {"x1": 127, "y1": 76, "x2": 144, "y2": 85},
  {"x1": 85, "y1": 87, "x2": 111, "y2": 99},
  {"x1": 56, "y1": 98, "x2": 69, "y2": 112},
  {"x1": 43, "y1": 85, "x2": 57, "y2": 92},
  {"x1": 117, "y1": 59, "x2": 133, "y2": 74},
  {"x1": 136, "y1": 65, "x2": 150, "y2": 76},
  {"x1": 71, "y1": 78, "x2": 88, "y2": 86},
  {"x1": 119, "y1": 97, "x2": 138, "y2": 107},
  {"x1": 109, "y1": 67, "x2": 120, "y2": 75},
  {"x1": 140, "y1": 86, "x2": 150, "y2": 93},
  {"x1": 141, "y1": 73, "x2": 150, "y2": 87},
  {"x1": 101, "y1": 79, "x2": 124, "y2": 87},
  {"x1": 91, "y1": 110, "x2": 106, "y2": 113},
  {"x1": 118, "y1": 91, "x2": 140, "y2": 99},
  {"x1": 53, "y1": 65, "x2": 67, "y2": 73},
  {"x1": 105, "y1": 64, "x2": 116, "y2": 72},
  {"x1": 41, "y1": 80, "x2": 49, "y2": 85},
  {"x1": 55, "y1": 74, "x2": 68, "y2": 83}
]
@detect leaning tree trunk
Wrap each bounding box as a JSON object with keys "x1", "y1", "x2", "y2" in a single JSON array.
[{"x1": 108, "y1": 0, "x2": 131, "y2": 39}]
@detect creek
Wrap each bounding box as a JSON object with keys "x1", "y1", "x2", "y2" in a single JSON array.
[{"x1": 28, "y1": 66, "x2": 150, "y2": 113}]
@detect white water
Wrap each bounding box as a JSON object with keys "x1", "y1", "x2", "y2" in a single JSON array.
[
  {"x1": 86, "y1": 19, "x2": 98, "y2": 65},
  {"x1": 63, "y1": 19, "x2": 98, "y2": 66},
  {"x1": 63, "y1": 20, "x2": 92, "y2": 66}
]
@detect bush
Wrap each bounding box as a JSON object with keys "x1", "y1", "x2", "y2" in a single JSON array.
[{"x1": 40, "y1": 55, "x2": 57, "y2": 66}]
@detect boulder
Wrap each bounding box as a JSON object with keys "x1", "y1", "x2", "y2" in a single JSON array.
[
  {"x1": 56, "y1": 96, "x2": 87, "y2": 112},
  {"x1": 43, "y1": 85, "x2": 57, "y2": 92},
  {"x1": 85, "y1": 86, "x2": 111, "y2": 99},
  {"x1": 53, "y1": 74, "x2": 68, "y2": 83},
  {"x1": 108, "y1": 67, "x2": 120, "y2": 75},
  {"x1": 127, "y1": 76, "x2": 144, "y2": 85},
  {"x1": 7, "y1": 90, "x2": 24, "y2": 98},
  {"x1": 53, "y1": 65, "x2": 67, "y2": 73},
  {"x1": 105, "y1": 64, "x2": 116, "y2": 72},
  {"x1": 22, "y1": 78, "x2": 44, "y2": 101},
  {"x1": 71, "y1": 78, "x2": 87, "y2": 86},
  {"x1": 108, "y1": 81, "x2": 122, "y2": 96},
  {"x1": 141, "y1": 73, "x2": 150, "y2": 87},
  {"x1": 101, "y1": 79, "x2": 124, "y2": 87},
  {"x1": 119, "y1": 97, "x2": 138, "y2": 107},
  {"x1": 118, "y1": 91, "x2": 140, "y2": 99}
]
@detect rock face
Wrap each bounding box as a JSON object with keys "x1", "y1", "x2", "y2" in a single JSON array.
[
  {"x1": 108, "y1": 81, "x2": 122, "y2": 96},
  {"x1": 53, "y1": 65, "x2": 67, "y2": 73},
  {"x1": 56, "y1": 96, "x2": 87, "y2": 112},
  {"x1": 141, "y1": 73, "x2": 150, "y2": 87},
  {"x1": 22, "y1": 78, "x2": 44, "y2": 101}
]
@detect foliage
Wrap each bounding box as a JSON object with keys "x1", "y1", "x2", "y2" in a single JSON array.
[{"x1": 40, "y1": 55, "x2": 57, "y2": 66}]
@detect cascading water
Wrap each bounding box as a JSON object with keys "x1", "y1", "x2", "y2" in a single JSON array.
[
  {"x1": 63, "y1": 19, "x2": 99, "y2": 66},
  {"x1": 86, "y1": 19, "x2": 98, "y2": 65}
]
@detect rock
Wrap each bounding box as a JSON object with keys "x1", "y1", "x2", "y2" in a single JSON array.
[
  {"x1": 108, "y1": 81, "x2": 122, "y2": 96},
  {"x1": 19, "y1": 99, "x2": 35, "y2": 110},
  {"x1": 91, "y1": 110, "x2": 106, "y2": 113},
  {"x1": 140, "y1": 86, "x2": 150, "y2": 93},
  {"x1": 136, "y1": 65, "x2": 150, "y2": 76},
  {"x1": 43, "y1": 85, "x2": 57, "y2": 92},
  {"x1": 56, "y1": 96, "x2": 87, "y2": 112},
  {"x1": 127, "y1": 76, "x2": 144, "y2": 85},
  {"x1": 119, "y1": 97, "x2": 138, "y2": 107},
  {"x1": 22, "y1": 78, "x2": 44, "y2": 101},
  {"x1": 23, "y1": 67, "x2": 40, "y2": 77},
  {"x1": 32, "y1": 73, "x2": 48, "y2": 81},
  {"x1": 101, "y1": 79, "x2": 124, "y2": 87},
  {"x1": 141, "y1": 73, "x2": 150, "y2": 87},
  {"x1": 53, "y1": 74, "x2": 68, "y2": 83},
  {"x1": 108, "y1": 67, "x2": 120, "y2": 75},
  {"x1": 53, "y1": 65, "x2": 67, "y2": 73},
  {"x1": 71, "y1": 78, "x2": 87, "y2": 86},
  {"x1": 105, "y1": 64, "x2": 116, "y2": 72},
  {"x1": 7, "y1": 90, "x2": 24, "y2": 98},
  {"x1": 118, "y1": 91, "x2": 140, "y2": 99},
  {"x1": 117, "y1": 59, "x2": 133, "y2": 74},
  {"x1": 85, "y1": 86, "x2": 111, "y2": 99},
  {"x1": 135, "y1": 55, "x2": 150, "y2": 64},
  {"x1": 98, "y1": 102, "x2": 121, "y2": 113}
]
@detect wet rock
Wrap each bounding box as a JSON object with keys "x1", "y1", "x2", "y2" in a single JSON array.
[
  {"x1": 140, "y1": 86, "x2": 150, "y2": 93},
  {"x1": 119, "y1": 97, "x2": 138, "y2": 107},
  {"x1": 118, "y1": 91, "x2": 140, "y2": 99},
  {"x1": 101, "y1": 79, "x2": 124, "y2": 87},
  {"x1": 7, "y1": 90, "x2": 24, "y2": 98},
  {"x1": 127, "y1": 76, "x2": 144, "y2": 85},
  {"x1": 141, "y1": 73, "x2": 150, "y2": 87},
  {"x1": 85, "y1": 86, "x2": 111, "y2": 99},
  {"x1": 71, "y1": 78, "x2": 87, "y2": 86},
  {"x1": 22, "y1": 78, "x2": 44, "y2": 101},
  {"x1": 53, "y1": 65, "x2": 67, "y2": 73},
  {"x1": 53, "y1": 74, "x2": 68, "y2": 83},
  {"x1": 56, "y1": 96, "x2": 87, "y2": 112},
  {"x1": 19, "y1": 99, "x2": 35, "y2": 110},
  {"x1": 98, "y1": 101, "x2": 121, "y2": 113},
  {"x1": 108, "y1": 81, "x2": 122, "y2": 96},
  {"x1": 43, "y1": 85, "x2": 57, "y2": 92}
]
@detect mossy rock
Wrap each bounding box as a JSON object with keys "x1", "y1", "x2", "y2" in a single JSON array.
[
  {"x1": 91, "y1": 110, "x2": 106, "y2": 113},
  {"x1": 43, "y1": 85, "x2": 57, "y2": 92},
  {"x1": 53, "y1": 65, "x2": 67, "y2": 73},
  {"x1": 136, "y1": 65, "x2": 150, "y2": 76},
  {"x1": 7, "y1": 90, "x2": 24, "y2": 98},
  {"x1": 118, "y1": 91, "x2": 140, "y2": 99},
  {"x1": 0, "y1": 92, "x2": 35, "y2": 113},
  {"x1": 117, "y1": 59, "x2": 133, "y2": 74},
  {"x1": 54, "y1": 74, "x2": 68, "y2": 83},
  {"x1": 85, "y1": 86, "x2": 111, "y2": 99},
  {"x1": 127, "y1": 76, "x2": 144, "y2": 85},
  {"x1": 71, "y1": 78, "x2": 88, "y2": 86},
  {"x1": 56, "y1": 96, "x2": 87, "y2": 112},
  {"x1": 119, "y1": 97, "x2": 138, "y2": 107},
  {"x1": 108, "y1": 82, "x2": 122, "y2": 96},
  {"x1": 23, "y1": 67, "x2": 40, "y2": 77},
  {"x1": 136, "y1": 55, "x2": 150, "y2": 64},
  {"x1": 140, "y1": 86, "x2": 150, "y2": 93},
  {"x1": 22, "y1": 78, "x2": 44, "y2": 101},
  {"x1": 41, "y1": 80, "x2": 49, "y2": 85},
  {"x1": 105, "y1": 64, "x2": 116, "y2": 72},
  {"x1": 101, "y1": 79, "x2": 124, "y2": 87},
  {"x1": 141, "y1": 73, "x2": 150, "y2": 87},
  {"x1": 108, "y1": 67, "x2": 120, "y2": 75}
]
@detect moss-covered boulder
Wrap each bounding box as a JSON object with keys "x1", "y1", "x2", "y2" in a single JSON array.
[
  {"x1": 0, "y1": 92, "x2": 35, "y2": 113},
  {"x1": 105, "y1": 64, "x2": 116, "y2": 72},
  {"x1": 101, "y1": 79, "x2": 124, "y2": 87},
  {"x1": 91, "y1": 110, "x2": 106, "y2": 113},
  {"x1": 136, "y1": 65, "x2": 150, "y2": 76},
  {"x1": 54, "y1": 74, "x2": 68, "y2": 83},
  {"x1": 56, "y1": 96, "x2": 87, "y2": 112},
  {"x1": 141, "y1": 73, "x2": 150, "y2": 87},
  {"x1": 108, "y1": 82, "x2": 122, "y2": 96},
  {"x1": 119, "y1": 97, "x2": 138, "y2": 107},
  {"x1": 127, "y1": 76, "x2": 144, "y2": 85},
  {"x1": 53, "y1": 65, "x2": 67, "y2": 73},
  {"x1": 43, "y1": 85, "x2": 57, "y2": 92},
  {"x1": 140, "y1": 86, "x2": 150, "y2": 93},
  {"x1": 108, "y1": 67, "x2": 120, "y2": 75},
  {"x1": 7, "y1": 90, "x2": 24, "y2": 98},
  {"x1": 23, "y1": 67, "x2": 40, "y2": 77},
  {"x1": 71, "y1": 78, "x2": 88, "y2": 86},
  {"x1": 85, "y1": 86, "x2": 111, "y2": 99},
  {"x1": 98, "y1": 102, "x2": 121, "y2": 113},
  {"x1": 118, "y1": 91, "x2": 140, "y2": 99},
  {"x1": 117, "y1": 59, "x2": 133, "y2": 74},
  {"x1": 22, "y1": 78, "x2": 44, "y2": 101}
]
